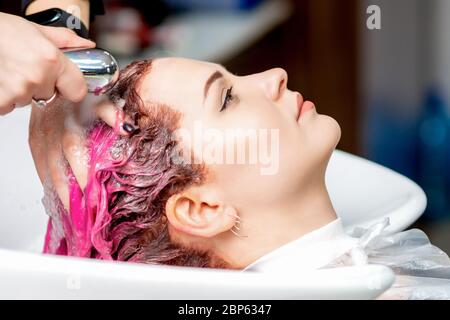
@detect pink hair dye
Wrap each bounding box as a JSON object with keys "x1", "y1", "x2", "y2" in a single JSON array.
[{"x1": 41, "y1": 59, "x2": 223, "y2": 267}]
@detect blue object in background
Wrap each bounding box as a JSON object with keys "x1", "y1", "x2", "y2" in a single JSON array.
[
  {"x1": 364, "y1": 100, "x2": 418, "y2": 180},
  {"x1": 163, "y1": 0, "x2": 265, "y2": 11},
  {"x1": 416, "y1": 89, "x2": 450, "y2": 221}
]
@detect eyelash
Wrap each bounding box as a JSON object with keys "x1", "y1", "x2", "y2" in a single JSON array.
[{"x1": 220, "y1": 86, "x2": 234, "y2": 112}]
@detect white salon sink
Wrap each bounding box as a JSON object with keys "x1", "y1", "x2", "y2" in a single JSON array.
[{"x1": 0, "y1": 107, "x2": 426, "y2": 299}]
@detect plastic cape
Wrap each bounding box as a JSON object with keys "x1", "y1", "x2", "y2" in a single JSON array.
[{"x1": 328, "y1": 218, "x2": 450, "y2": 299}]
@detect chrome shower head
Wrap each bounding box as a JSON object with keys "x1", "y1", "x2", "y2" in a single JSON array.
[{"x1": 64, "y1": 48, "x2": 119, "y2": 95}]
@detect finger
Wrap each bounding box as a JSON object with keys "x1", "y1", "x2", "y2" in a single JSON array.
[
  {"x1": 55, "y1": 54, "x2": 88, "y2": 102},
  {"x1": 0, "y1": 103, "x2": 15, "y2": 116},
  {"x1": 2, "y1": 73, "x2": 34, "y2": 107},
  {"x1": 37, "y1": 25, "x2": 95, "y2": 49},
  {"x1": 95, "y1": 99, "x2": 138, "y2": 136},
  {"x1": 0, "y1": 87, "x2": 16, "y2": 115},
  {"x1": 30, "y1": 73, "x2": 57, "y2": 105}
]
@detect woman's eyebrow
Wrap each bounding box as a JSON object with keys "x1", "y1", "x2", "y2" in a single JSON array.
[{"x1": 203, "y1": 70, "x2": 224, "y2": 101}]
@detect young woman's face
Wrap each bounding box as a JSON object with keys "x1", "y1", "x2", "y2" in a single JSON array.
[{"x1": 138, "y1": 57, "x2": 341, "y2": 212}]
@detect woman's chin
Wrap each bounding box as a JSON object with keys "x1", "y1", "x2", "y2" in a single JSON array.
[
  {"x1": 311, "y1": 114, "x2": 341, "y2": 162},
  {"x1": 327, "y1": 116, "x2": 342, "y2": 148}
]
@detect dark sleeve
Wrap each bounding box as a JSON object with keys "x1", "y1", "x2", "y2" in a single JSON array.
[
  {"x1": 0, "y1": 1, "x2": 21, "y2": 15},
  {"x1": 21, "y1": 0, "x2": 104, "y2": 21},
  {"x1": 89, "y1": 0, "x2": 104, "y2": 21}
]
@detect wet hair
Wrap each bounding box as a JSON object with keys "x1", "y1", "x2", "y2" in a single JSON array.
[{"x1": 43, "y1": 60, "x2": 230, "y2": 268}]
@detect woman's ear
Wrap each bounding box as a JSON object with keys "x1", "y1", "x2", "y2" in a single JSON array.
[{"x1": 165, "y1": 185, "x2": 237, "y2": 238}]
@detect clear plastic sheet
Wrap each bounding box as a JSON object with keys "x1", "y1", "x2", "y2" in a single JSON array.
[{"x1": 349, "y1": 218, "x2": 450, "y2": 299}]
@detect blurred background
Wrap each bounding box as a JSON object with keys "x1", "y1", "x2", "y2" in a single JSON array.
[{"x1": 88, "y1": 0, "x2": 450, "y2": 253}]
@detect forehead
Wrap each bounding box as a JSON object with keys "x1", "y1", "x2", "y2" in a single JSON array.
[{"x1": 138, "y1": 57, "x2": 220, "y2": 113}]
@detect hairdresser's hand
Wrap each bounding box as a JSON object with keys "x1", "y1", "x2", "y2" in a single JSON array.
[
  {"x1": 59, "y1": 97, "x2": 137, "y2": 190},
  {"x1": 0, "y1": 12, "x2": 95, "y2": 116},
  {"x1": 29, "y1": 96, "x2": 136, "y2": 208}
]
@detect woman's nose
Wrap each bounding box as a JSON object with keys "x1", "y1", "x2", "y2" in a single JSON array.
[{"x1": 259, "y1": 68, "x2": 288, "y2": 101}]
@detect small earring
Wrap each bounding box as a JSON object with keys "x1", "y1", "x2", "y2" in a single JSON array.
[{"x1": 227, "y1": 212, "x2": 248, "y2": 238}]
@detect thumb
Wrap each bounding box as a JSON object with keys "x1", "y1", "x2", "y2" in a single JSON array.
[
  {"x1": 36, "y1": 24, "x2": 95, "y2": 49},
  {"x1": 77, "y1": 95, "x2": 138, "y2": 136},
  {"x1": 95, "y1": 98, "x2": 138, "y2": 136}
]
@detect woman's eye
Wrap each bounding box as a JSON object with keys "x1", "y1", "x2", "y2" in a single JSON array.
[{"x1": 220, "y1": 86, "x2": 234, "y2": 112}]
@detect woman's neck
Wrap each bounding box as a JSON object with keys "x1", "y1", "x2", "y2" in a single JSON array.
[{"x1": 215, "y1": 179, "x2": 338, "y2": 268}]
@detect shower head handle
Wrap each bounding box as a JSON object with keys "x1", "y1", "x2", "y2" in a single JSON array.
[{"x1": 63, "y1": 48, "x2": 119, "y2": 95}]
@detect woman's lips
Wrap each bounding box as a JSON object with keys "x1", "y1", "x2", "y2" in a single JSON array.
[{"x1": 296, "y1": 92, "x2": 315, "y2": 121}]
